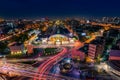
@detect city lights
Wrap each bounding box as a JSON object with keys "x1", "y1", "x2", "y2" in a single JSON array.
[{"x1": 0, "y1": 0, "x2": 120, "y2": 80}]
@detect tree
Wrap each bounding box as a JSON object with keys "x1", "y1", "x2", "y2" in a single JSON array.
[{"x1": 0, "y1": 42, "x2": 9, "y2": 54}]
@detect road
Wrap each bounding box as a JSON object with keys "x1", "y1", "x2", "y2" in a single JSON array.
[
  {"x1": 34, "y1": 47, "x2": 68, "y2": 80},
  {"x1": 97, "y1": 62, "x2": 120, "y2": 80},
  {"x1": 0, "y1": 61, "x2": 79, "y2": 80},
  {"x1": 65, "y1": 25, "x2": 78, "y2": 38},
  {"x1": 0, "y1": 47, "x2": 78, "y2": 80},
  {"x1": 34, "y1": 46, "x2": 84, "y2": 80},
  {"x1": 107, "y1": 61, "x2": 120, "y2": 77},
  {"x1": 1, "y1": 57, "x2": 50, "y2": 63},
  {"x1": 85, "y1": 34, "x2": 96, "y2": 43},
  {"x1": 0, "y1": 30, "x2": 27, "y2": 41}
]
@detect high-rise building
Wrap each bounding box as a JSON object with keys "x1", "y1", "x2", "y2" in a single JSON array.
[
  {"x1": 88, "y1": 37, "x2": 105, "y2": 59},
  {"x1": 102, "y1": 17, "x2": 108, "y2": 23},
  {"x1": 88, "y1": 44, "x2": 96, "y2": 59}
]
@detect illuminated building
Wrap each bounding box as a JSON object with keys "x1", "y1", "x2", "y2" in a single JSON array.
[
  {"x1": 33, "y1": 36, "x2": 75, "y2": 46},
  {"x1": 6, "y1": 22, "x2": 14, "y2": 28},
  {"x1": 26, "y1": 45, "x2": 34, "y2": 54},
  {"x1": 9, "y1": 43, "x2": 25, "y2": 55},
  {"x1": 88, "y1": 38, "x2": 105, "y2": 59},
  {"x1": 71, "y1": 50, "x2": 85, "y2": 61},
  {"x1": 41, "y1": 38, "x2": 48, "y2": 44},
  {"x1": 0, "y1": 18, "x2": 4, "y2": 22},
  {"x1": 94, "y1": 29, "x2": 104, "y2": 36},
  {"x1": 72, "y1": 46, "x2": 85, "y2": 61},
  {"x1": 48, "y1": 34, "x2": 70, "y2": 45},
  {"x1": 109, "y1": 40, "x2": 120, "y2": 60},
  {"x1": 109, "y1": 50, "x2": 120, "y2": 60},
  {"x1": 40, "y1": 34, "x2": 76, "y2": 45},
  {"x1": 88, "y1": 44, "x2": 96, "y2": 59},
  {"x1": 35, "y1": 24, "x2": 78, "y2": 45},
  {"x1": 26, "y1": 21, "x2": 79, "y2": 57},
  {"x1": 28, "y1": 30, "x2": 41, "y2": 37}
]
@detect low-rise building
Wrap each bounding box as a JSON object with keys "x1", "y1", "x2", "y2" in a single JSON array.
[
  {"x1": 9, "y1": 43, "x2": 25, "y2": 55},
  {"x1": 71, "y1": 49, "x2": 85, "y2": 61},
  {"x1": 109, "y1": 50, "x2": 120, "y2": 60},
  {"x1": 109, "y1": 39, "x2": 120, "y2": 60}
]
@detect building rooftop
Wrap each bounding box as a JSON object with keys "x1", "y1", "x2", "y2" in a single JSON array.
[
  {"x1": 78, "y1": 44, "x2": 88, "y2": 54},
  {"x1": 11, "y1": 43, "x2": 23, "y2": 46},
  {"x1": 90, "y1": 39, "x2": 104, "y2": 45},
  {"x1": 110, "y1": 50, "x2": 120, "y2": 56}
]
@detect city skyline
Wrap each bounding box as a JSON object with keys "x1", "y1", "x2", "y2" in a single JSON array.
[
  {"x1": 0, "y1": 0, "x2": 120, "y2": 18},
  {"x1": 0, "y1": 13, "x2": 120, "y2": 80}
]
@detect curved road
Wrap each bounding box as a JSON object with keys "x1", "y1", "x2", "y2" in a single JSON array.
[{"x1": 34, "y1": 47, "x2": 67, "y2": 80}]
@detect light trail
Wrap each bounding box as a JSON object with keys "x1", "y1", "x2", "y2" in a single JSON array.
[
  {"x1": 0, "y1": 64, "x2": 79, "y2": 80},
  {"x1": 34, "y1": 47, "x2": 67, "y2": 80}
]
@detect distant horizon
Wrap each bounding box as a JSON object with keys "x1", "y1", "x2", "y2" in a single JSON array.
[
  {"x1": 1, "y1": 15, "x2": 120, "y2": 20},
  {"x1": 0, "y1": 0, "x2": 120, "y2": 19}
]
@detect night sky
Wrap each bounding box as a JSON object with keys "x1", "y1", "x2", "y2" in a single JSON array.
[{"x1": 0, "y1": 0, "x2": 120, "y2": 18}]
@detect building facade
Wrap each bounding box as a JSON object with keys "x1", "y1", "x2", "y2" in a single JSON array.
[
  {"x1": 109, "y1": 50, "x2": 120, "y2": 60},
  {"x1": 9, "y1": 43, "x2": 25, "y2": 55},
  {"x1": 88, "y1": 38, "x2": 105, "y2": 59}
]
